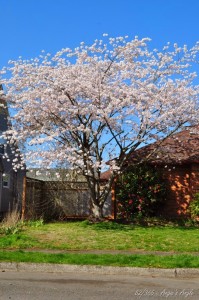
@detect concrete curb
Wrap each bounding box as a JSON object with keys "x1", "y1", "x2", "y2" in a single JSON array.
[{"x1": 0, "y1": 262, "x2": 199, "y2": 278}]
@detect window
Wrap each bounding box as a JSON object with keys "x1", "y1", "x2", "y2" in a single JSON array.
[
  {"x1": 0, "y1": 131, "x2": 5, "y2": 155},
  {"x1": 0, "y1": 144, "x2": 4, "y2": 155},
  {"x1": 3, "y1": 174, "x2": 10, "y2": 188}
]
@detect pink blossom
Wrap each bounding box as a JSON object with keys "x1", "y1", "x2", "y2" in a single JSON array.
[{"x1": 1, "y1": 35, "x2": 199, "y2": 217}]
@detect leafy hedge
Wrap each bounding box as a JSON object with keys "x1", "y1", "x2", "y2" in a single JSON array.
[
  {"x1": 116, "y1": 164, "x2": 166, "y2": 220},
  {"x1": 189, "y1": 193, "x2": 199, "y2": 219}
]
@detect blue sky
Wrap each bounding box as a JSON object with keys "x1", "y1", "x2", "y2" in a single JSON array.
[{"x1": 0, "y1": 0, "x2": 199, "y2": 69}]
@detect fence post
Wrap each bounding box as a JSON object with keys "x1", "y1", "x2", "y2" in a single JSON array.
[
  {"x1": 21, "y1": 176, "x2": 26, "y2": 221},
  {"x1": 111, "y1": 179, "x2": 117, "y2": 220}
]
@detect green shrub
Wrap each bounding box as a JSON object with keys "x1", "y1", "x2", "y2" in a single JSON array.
[
  {"x1": 189, "y1": 193, "x2": 199, "y2": 219},
  {"x1": 116, "y1": 164, "x2": 166, "y2": 220},
  {"x1": 0, "y1": 217, "x2": 44, "y2": 236},
  {"x1": 0, "y1": 208, "x2": 23, "y2": 235},
  {"x1": 23, "y1": 219, "x2": 44, "y2": 228},
  {"x1": 0, "y1": 224, "x2": 22, "y2": 235}
]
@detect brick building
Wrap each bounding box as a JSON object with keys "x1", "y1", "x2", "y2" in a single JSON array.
[
  {"x1": 134, "y1": 127, "x2": 199, "y2": 217},
  {"x1": 102, "y1": 126, "x2": 199, "y2": 219}
]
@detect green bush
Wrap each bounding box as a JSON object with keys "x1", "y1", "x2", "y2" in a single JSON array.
[
  {"x1": 0, "y1": 223, "x2": 22, "y2": 235},
  {"x1": 0, "y1": 208, "x2": 22, "y2": 235},
  {"x1": 189, "y1": 193, "x2": 199, "y2": 219},
  {"x1": 116, "y1": 164, "x2": 166, "y2": 220},
  {"x1": 23, "y1": 219, "x2": 44, "y2": 228}
]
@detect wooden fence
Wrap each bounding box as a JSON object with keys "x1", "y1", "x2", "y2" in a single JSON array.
[{"x1": 25, "y1": 178, "x2": 92, "y2": 220}]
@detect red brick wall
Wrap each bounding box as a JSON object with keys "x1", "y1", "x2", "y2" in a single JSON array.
[
  {"x1": 190, "y1": 164, "x2": 199, "y2": 195},
  {"x1": 158, "y1": 164, "x2": 199, "y2": 218}
]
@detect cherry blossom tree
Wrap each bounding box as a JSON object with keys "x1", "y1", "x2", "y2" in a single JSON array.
[{"x1": 0, "y1": 35, "x2": 199, "y2": 218}]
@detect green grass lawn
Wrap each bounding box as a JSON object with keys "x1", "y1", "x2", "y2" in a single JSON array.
[
  {"x1": 0, "y1": 250, "x2": 199, "y2": 268},
  {"x1": 0, "y1": 221, "x2": 199, "y2": 268},
  {"x1": 0, "y1": 221, "x2": 198, "y2": 252}
]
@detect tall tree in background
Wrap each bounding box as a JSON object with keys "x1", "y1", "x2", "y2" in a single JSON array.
[{"x1": 0, "y1": 35, "x2": 199, "y2": 217}]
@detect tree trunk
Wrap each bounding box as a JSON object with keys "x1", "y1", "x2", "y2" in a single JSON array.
[
  {"x1": 91, "y1": 202, "x2": 103, "y2": 219},
  {"x1": 86, "y1": 173, "x2": 115, "y2": 221}
]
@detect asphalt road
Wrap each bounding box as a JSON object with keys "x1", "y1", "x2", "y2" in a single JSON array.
[{"x1": 0, "y1": 271, "x2": 198, "y2": 300}]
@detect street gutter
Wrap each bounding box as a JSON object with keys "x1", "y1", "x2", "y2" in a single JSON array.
[{"x1": 0, "y1": 262, "x2": 199, "y2": 278}]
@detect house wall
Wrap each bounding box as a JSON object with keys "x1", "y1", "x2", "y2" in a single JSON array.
[
  {"x1": 0, "y1": 172, "x2": 2, "y2": 214},
  {"x1": 190, "y1": 164, "x2": 199, "y2": 195},
  {"x1": 157, "y1": 164, "x2": 199, "y2": 218},
  {"x1": 0, "y1": 170, "x2": 16, "y2": 212},
  {"x1": 0, "y1": 165, "x2": 25, "y2": 213},
  {"x1": 0, "y1": 151, "x2": 17, "y2": 212},
  {"x1": 0, "y1": 89, "x2": 26, "y2": 214}
]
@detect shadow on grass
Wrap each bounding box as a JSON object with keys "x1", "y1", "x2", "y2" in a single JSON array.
[
  {"x1": 80, "y1": 220, "x2": 135, "y2": 231},
  {"x1": 79, "y1": 217, "x2": 199, "y2": 231}
]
